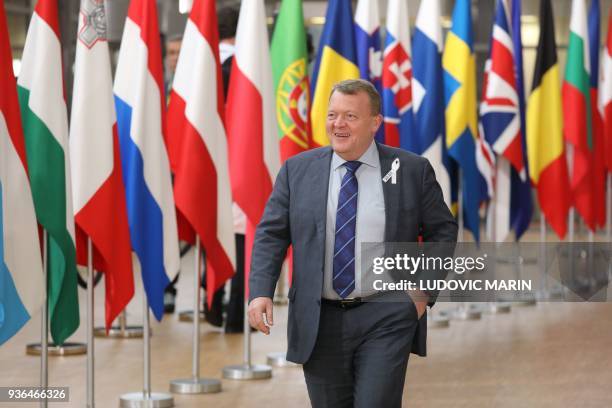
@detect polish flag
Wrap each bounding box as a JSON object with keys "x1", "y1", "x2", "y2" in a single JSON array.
[
  {"x1": 167, "y1": 0, "x2": 235, "y2": 307},
  {"x1": 600, "y1": 10, "x2": 612, "y2": 173},
  {"x1": 226, "y1": 0, "x2": 280, "y2": 297}
]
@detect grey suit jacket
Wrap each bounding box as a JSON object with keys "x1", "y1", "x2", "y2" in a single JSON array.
[{"x1": 249, "y1": 142, "x2": 458, "y2": 364}]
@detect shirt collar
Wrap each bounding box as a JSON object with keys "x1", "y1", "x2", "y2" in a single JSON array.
[
  {"x1": 331, "y1": 140, "x2": 379, "y2": 171},
  {"x1": 219, "y1": 42, "x2": 235, "y2": 63}
]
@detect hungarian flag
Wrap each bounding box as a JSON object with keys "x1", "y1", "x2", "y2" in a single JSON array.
[
  {"x1": 17, "y1": 0, "x2": 79, "y2": 345},
  {"x1": 271, "y1": 0, "x2": 311, "y2": 162},
  {"x1": 310, "y1": 0, "x2": 359, "y2": 147},
  {"x1": 563, "y1": 0, "x2": 597, "y2": 231},
  {"x1": 354, "y1": 0, "x2": 383, "y2": 143},
  {"x1": 587, "y1": 0, "x2": 606, "y2": 228},
  {"x1": 114, "y1": 0, "x2": 180, "y2": 320},
  {"x1": 0, "y1": 0, "x2": 44, "y2": 345},
  {"x1": 166, "y1": 0, "x2": 235, "y2": 308},
  {"x1": 601, "y1": 9, "x2": 612, "y2": 173},
  {"x1": 382, "y1": 0, "x2": 416, "y2": 150},
  {"x1": 69, "y1": 0, "x2": 134, "y2": 331},
  {"x1": 526, "y1": 0, "x2": 570, "y2": 239},
  {"x1": 227, "y1": 0, "x2": 280, "y2": 297}
]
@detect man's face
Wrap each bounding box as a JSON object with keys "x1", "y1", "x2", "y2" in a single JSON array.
[
  {"x1": 166, "y1": 39, "x2": 182, "y2": 75},
  {"x1": 326, "y1": 91, "x2": 382, "y2": 161}
]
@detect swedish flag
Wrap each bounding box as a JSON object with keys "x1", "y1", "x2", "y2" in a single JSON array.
[
  {"x1": 310, "y1": 0, "x2": 360, "y2": 147},
  {"x1": 442, "y1": 0, "x2": 489, "y2": 242}
]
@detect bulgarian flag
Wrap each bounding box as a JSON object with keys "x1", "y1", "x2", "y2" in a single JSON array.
[
  {"x1": 0, "y1": 0, "x2": 44, "y2": 345},
  {"x1": 271, "y1": 0, "x2": 311, "y2": 161},
  {"x1": 166, "y1": 0, "x2": 236, "y2": 308},
  {"x1": 227, "y1": 0, "x2": 280, "y2": 297},
  {"x1": 17, "y1": 0, "x2": 79, "y2": 345},
  {"x1": 563, "y1": 0, "x2": 597, "y2": 231},
  {"x1": 526, "y1": 0, "x2": 570, "y2": 239},
  {"x1": 69, "y1": 0, "x2": 134, "y2": 331}
]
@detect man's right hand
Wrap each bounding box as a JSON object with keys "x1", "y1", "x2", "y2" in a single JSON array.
[{"x1": 248, "y1": 297, "x2": 274, "y2": 335}]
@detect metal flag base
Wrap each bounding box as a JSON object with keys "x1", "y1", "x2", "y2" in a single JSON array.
[
  {"x1": 119, "y1": 392, "x2": 174, "y2": 408},
  {"x1": 222, "y1": 364, "x2": 272, "y2": 380},
  {"x1": 429, "y1": 311, "x2": 451, "y2": 328},
  {"x1": 169, "y1": 378, "x2": 221, "y2": 394},
  {"x1": 93, "y1": 326, "x2": 144, "y2": 338},
  {"x1": 481, "y1": 302, "x2": 512, "y2": 314},
  {"x1": 26, "y1": 342, "x2": 86, "y2": 356},
  {"x1": 266, "y1": 352, "x2": 298, "y2": 367},
  {"x1": 178, "y1": 310, "x2": 206, "y2": 323},
  {"x1": 449, "y1": 304, "x2": 482, "y2": 320}
]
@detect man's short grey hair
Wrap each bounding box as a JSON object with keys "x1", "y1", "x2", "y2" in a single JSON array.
[{"x1": 329, "y1": 79, "x2": 381, "y2": 116}]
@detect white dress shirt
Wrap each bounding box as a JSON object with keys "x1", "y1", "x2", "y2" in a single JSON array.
[{"x1": 323, "y1": 141, "x2": 386, "y2": 299}]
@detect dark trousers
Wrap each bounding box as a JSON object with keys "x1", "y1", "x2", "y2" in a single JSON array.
[{"x1": 303, "y1": 300, "x2": 419, "y2": 408}]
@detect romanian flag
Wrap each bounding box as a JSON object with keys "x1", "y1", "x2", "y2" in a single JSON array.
[
  {"x1": 443, "y1": 0, "x2": 490, "y2": 242},
  {"x1": 271, "y1": 0, "x2": 311, "y2": 162},
  {"x1": 526, "y1": 0, "x2": 570, "y2": 239},
  {"x1": 310, "y1": 0, "x2": 359, "y2": 147}
]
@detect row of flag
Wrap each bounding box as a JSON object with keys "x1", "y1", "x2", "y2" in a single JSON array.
[
  {"x1": 310, "y1": 0, "x2": 612, "y2": 244},
  {"x1": 0, "y1": 0, "x2": 284, "y2": 348},
  {"x1": 0, "y1": 0, "x2": 610, "y2": 349}
]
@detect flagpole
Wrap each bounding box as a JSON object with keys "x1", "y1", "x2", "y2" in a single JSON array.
[
  {"x1": 607, "y1": 174, "x2": 611, "y2": 243},
  {"x1": 450, "y1": 171, "x2": 481, "y2": 320},
  {"x1": 119, "y1": 296, "x2": 174, "y2": 407},
  {"x1": 41, "y1": 231, "x2": 48, "y2": 408},
  {"x1": 222, "y1": 228, "x2": 272, "y2": 380},
  {"x1": 170, "y1": 237, "x2": 221, "y2": 393},
  {"x1": 267, "y1": 264, "x2": 299, "y2": 367},
  {"x1": 86, "y1": 238, "x2": 94, "y2": 408}
]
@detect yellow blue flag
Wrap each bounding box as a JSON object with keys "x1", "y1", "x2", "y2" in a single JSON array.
[
  {"x1": 443, "y1": 0, "x2": 490, "y2": 242},
  {"x1": 310, "y1": 0, "x2": 360, "y2": 147}
]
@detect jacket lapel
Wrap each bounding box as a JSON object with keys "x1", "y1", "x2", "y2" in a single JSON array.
[
  {"x1": 378, "y1": 143, "x2": 400, "y2": 242},
  {"x1": 308, "y1": 147, "x2": 333, "y2": 235}
]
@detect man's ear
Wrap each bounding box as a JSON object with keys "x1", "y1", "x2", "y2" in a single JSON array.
[{"x1": 372, "y1": 114, "x2": 383, "y2": 133}]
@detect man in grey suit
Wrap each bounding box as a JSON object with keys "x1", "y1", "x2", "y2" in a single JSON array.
[{"x1": 248, "y1": 79, "x2": 457, "y2": 407}]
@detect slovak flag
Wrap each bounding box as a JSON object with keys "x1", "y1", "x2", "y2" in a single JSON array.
[
  {"x1": 382, "y1": 0, "x2": 416, "y2": 150},
  {"x1": 166, "y1": 0, "x2": 235, "y2": 308},
  {"x1": 480, "y1": 0, "x2": 527, "y2": 241},
  {"x1": 354, "y1": 0, "x2": 383, "y2": 143},
  {"x1": 113, "y1": 0, "x2": 180, "y2": 320}
]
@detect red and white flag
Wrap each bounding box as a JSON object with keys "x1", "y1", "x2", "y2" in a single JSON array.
[
  {"x1": 167, "y1": 0, "x2": 235, "y2": 307},
  {"x1": 227, "y1": 0, "x2": 280, "y2": 297},
  {"x1": 600, "y1": 10, "x2": 612, "y2": 173},
  {"x1": 69, "y1": 0, "x2": 134, "y2": 330}
]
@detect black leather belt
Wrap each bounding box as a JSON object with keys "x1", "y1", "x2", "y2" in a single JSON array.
[{"x1": 321, "y1": 292, "x2": 386, "y2": 309}]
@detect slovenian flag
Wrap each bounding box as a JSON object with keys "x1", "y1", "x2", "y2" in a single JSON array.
[
  {"x1": 412, "y1": 0, "x2": 453, "y2": 210},
  {"x1": 70, "y1": 0, "x2": 134, "y2": 331},
  {"x1": 166, "y1": 0, "x2": 236, "y2": 308},
  {"x1": 0, "y1": 0, "x2": 44, "y2": 345},
  {"x1": 114, "y1": 0, "x2": 180, "y2": 320},
  {"x1": 354, "y1": 0, "x2": 383, "y2": 143},
  {"x1": 382, "y1": 0, "x2": 416, "y2": 149}
]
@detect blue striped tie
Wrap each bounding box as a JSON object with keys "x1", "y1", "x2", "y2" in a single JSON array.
[{"x1": 333, "y1": 161, "x2": 362, "y2": 298}]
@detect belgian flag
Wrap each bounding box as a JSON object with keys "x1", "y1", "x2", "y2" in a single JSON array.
[{"x1": 526, "y1": 0, "x2": 571, "y2": 239}]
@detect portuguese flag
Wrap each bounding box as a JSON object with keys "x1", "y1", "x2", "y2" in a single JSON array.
[
  {"x1": 563, "y1": 0, "x2": 597, "y2": 231},
  {"x1": 17, "y1": 0, "x2": 79, "y2": 345},
  {"x1": 271, "y1": 0, "x2": 311, "y2": 162},
  {"x1": 526, "y1": 0, "x2": 570, "y2": 239}
]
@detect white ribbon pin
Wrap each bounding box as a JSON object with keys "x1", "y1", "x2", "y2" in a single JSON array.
[{"x1": 383, "y1": 158, "x2": 400, "y2": 184}]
